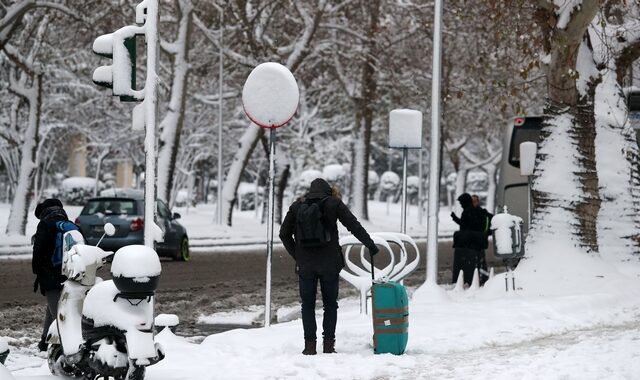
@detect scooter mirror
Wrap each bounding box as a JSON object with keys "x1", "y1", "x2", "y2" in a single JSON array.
[{"x1": 104, "y1": 223, "x2": 116, "y2": 237}]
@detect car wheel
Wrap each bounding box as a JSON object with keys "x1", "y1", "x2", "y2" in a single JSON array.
[{"x1": 175, "y1": 236, "x2": 190, "y2": 262}]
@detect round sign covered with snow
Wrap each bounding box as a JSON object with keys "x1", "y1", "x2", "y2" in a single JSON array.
[{"x1": 242, "y1": 62, "x2": 299, "y2": 129}]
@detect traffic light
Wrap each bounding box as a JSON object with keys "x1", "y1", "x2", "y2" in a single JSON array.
[{"x1": 92, "y1": 27, "x2": 142, "y2": 102}]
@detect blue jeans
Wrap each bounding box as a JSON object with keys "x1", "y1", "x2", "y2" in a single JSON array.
[{"x1": 299, "y1": 274, "x2": 339, "y2": 341}]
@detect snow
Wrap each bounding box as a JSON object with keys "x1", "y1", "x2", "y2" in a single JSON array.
[
  {"x1": 0, "y1": 337, "x2": 8, "y2": 353},
  {"x1": 242, "y1": 62, "x2": 300, "y2": 128},
  {"x1": 198, "y1": 305, "x2": 263, "y2": 326},
  {"x1": 388, "y1": 109, "x2": 423, "y2": 149},
  {"x1": 532, "y1": 113, "x2": 581, "y2": 200},
  {"x1": 490, "y1": 209, "x2": 523, "y2": 255},
  {"x1": 61, "y1": 176, "x2": 98, "y2": 191},
  {"x1": 554, "y1": 0, "x2": 582, "y2": 30},
  {"x1": 11, "y1": 267, "x2": 640, "y2": 379},
  {"x1": 81, "y1": 280, "x2": 155, "y2": 332},
  {"x1": 0, "y1": 364, "x2": 15, "y2": 380},
  {"x1": 322, "y1": 164, "x2": 346, "y2": 182},
  {"x1": 380, "y1": 171, "x2": 401, "y2": 191},
  {"x1": 576, "y1": 39, "x2": 598, "y2": 97},
  {"x1": 155, "y1": 314, "x2": 179, "y2": 327},
  {"x1": 111, "y1": 245, "x2": 161, "y2": 278}
]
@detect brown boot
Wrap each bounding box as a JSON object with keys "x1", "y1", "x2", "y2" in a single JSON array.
[
  {"x1": 302, "y1": 340, "x2": 316, "y2": 355},
  {"x1": 323, "y1": 338, "x2": 336, "y2": 353}
]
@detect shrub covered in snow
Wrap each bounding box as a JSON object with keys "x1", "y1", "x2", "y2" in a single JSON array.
[
  {"x1": 294, "y1": 169, "x2": 323, "y2": 197},
  {"x1": 61, "y1": 177, "x2": 103, "y2": 205},
  {"x1": 237, "y1": 182, "x2": 260, "y2": 211},
  {"x1": 379, "y1": 171, "x2": 400, "y2": 202}
]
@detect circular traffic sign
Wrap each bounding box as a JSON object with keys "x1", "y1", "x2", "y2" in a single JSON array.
[{"x1": 242, "y1": 62, "x2": 300, "y2": 129}]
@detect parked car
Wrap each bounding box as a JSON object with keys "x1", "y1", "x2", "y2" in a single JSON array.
[{"x1": 75, "y1": 195, "x2": 190, "y2": 261}]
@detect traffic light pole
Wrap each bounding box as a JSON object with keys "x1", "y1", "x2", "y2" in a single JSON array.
[{"x1": 143, "y1": 0, "x2": 160, "y2": 247}]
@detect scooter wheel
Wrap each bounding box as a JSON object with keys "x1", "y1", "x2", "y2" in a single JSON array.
[{"x1": 47, "y1": 344, "x2": 81, "y2": 377}]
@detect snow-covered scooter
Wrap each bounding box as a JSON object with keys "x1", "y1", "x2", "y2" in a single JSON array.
[{"x1": 47, "y1": 223, "x2": 164, "y2": 380}]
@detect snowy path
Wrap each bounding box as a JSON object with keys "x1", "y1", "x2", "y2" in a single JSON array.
[
  {"x1": 9, "y1": 279, "x2": 640, "y2": 379},
  {"x1": 404, "y1": 321, "x2": 640, "y2": 379},
  {"x1": 9, "y1": 318, "x2": 640, "y2": 379}
]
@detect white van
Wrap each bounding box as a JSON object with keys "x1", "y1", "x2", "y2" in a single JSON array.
[{"x1": 495, "y1": 116, "x2": 542, "y2": 234}]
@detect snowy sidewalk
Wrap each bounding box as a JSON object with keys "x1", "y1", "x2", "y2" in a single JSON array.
[{"x1": 8, "y1": 268, "x2": 640, "y2": 379}]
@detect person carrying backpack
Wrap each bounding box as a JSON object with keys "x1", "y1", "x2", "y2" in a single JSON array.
[
  {"x1": 280, "y1": 178, "x2": 379, "y2": 355},
  {"x1": 32, "y1": 199, "x2": 79, "y2": 351}
]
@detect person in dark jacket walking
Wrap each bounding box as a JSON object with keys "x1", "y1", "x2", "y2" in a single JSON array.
[
  {"x1": 32, "y1": 199, "x2": 73, "y2": 351},
  {"x1": 450, "y1": 193, "x2": 486, "y2": 286},
  {"x1": 472, "y1": 195, "x2": 493, "y2": 284},
  {"x1": 280, "y1": 178, "x2": 379, "y2": 355}
]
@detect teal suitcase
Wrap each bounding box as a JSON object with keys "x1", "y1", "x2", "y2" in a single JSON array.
[{"x1": 370, "y1": 256, "x2": 409, "y2": 355}]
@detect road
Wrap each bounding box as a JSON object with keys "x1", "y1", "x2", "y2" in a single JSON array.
[{"x1": 0, "y1": 241, "x2": 500, "y2": 339}]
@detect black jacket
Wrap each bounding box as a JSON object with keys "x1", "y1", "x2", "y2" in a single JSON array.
[
  {"x1": 279, "y1": 178, "x2": 376, "y2": 278},
  {"x1": 452, "y1": 194, "x2": 488, "y2": 250},
  {"x1": 32, "y1": 204, "x2": 69, "y2": 294}
]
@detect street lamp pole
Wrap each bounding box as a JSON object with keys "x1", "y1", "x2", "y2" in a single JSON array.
[
  {"x1": 426, "y1": 0, "x2": 443, "y2": 284},
  {"x1": 216, "y1": 7, "x2": 224, "y2": 224}
]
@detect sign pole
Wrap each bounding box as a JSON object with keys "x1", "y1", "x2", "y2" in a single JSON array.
[
  {"x1": 242, "y1": 62, "x2": 299, "y2": 328},
  {"x1": 401, "y1": 148, "x2": 408, "y2": 234},
  {"x1": 426, "y1": 0, "x2": 444, "y2": 283},
  {"x1": 143, "y1": 0, "x2": 159, "y2": 248},
  {"x1": 264, "y1": 128, "x2": 276, "y2": 327}
]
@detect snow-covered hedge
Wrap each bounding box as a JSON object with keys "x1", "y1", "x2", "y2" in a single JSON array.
[{"x1": 61, "y1": 177, "x2": 102, "y2": 205}]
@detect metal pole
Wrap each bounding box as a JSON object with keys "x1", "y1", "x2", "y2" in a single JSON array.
[
  {"x1": 418, "y1": 148, "x2": 424, "y2": 225},
  {"x1": 527, "y1": 175, "x2": 532, "y2": 232},
  {"x1": 401, "y1": 148, "x2": 408, "y2": 234},
  {"x1": 264, "y1": 128, "x2": 276, "y2": 327},
  {"x1": 143, "y1": 0, "x2": 159, "y2": 247},
  {"x1": 216, "y1": 8, "x2": 224, "y2": 224},
  {"x1": 426, "y1": 0, "x2": 443, "y2": 283}
]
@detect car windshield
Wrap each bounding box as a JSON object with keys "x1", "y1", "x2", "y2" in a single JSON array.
[{"x1": 81, "y1": 199, "x2": 138, "y2": 216}]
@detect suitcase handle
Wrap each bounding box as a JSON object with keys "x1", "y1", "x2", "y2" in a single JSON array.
[{"x1": 370, "y1": 248, "x2": 375, "y2": 281}]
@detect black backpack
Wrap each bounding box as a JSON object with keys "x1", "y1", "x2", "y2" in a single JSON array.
[{"x1": 296, "y1": 197, "x2": 331, "y2": 249}]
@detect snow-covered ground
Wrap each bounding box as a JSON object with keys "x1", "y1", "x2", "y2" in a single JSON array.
[
  {"x1": 0, "y1": 201, "x2": 458, "y2": 255},
  {"x1": 6, "y1": 264, "x2": 640, "y2": 379}
]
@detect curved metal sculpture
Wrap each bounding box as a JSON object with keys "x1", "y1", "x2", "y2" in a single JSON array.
[{"x1": 339, "y1": 232, "x2": 421, "y2": 314}]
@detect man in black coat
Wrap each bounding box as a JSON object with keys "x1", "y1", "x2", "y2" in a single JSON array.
[
  {"x1": 472, "y1": 194, "x2": 493, "y2": 284},
  {"x1": 32, "y1": 198, "x2": 71, "y2": 351},
  {"x1": 280, "y1": 178, "x2": 379, "y2": 355},
  {"x1": 450, "y1": 193, "x2": 486, "y2": 286}
]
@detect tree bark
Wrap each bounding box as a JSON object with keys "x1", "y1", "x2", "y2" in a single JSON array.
[
  {"x1": 157, "y1": 0, "x2": 193, "y2": 203},
  {"x1": 6, "y1": 74, "x2": 41, "y2": 235},
  {"x1": 530, "y1": 2, "x2": 603, "y2": 253},
  {"x1": 350, "y1": 0, "x2": 380, "y2": 220}
]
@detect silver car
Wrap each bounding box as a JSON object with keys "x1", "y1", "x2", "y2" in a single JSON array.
[{"x1": 75, "y1": 195, "x2": 190, "y2": 261}]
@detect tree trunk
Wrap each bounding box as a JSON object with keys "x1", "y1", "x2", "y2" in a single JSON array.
[
  {"x1": 530, "y1": 3, "x2": 602, "y2": 253},
  {"x1": 594, "y1": 69, "x2": 640, "y2": 258},
  {"x1": 485, "y1": 164, "x2": 497, "y2": 212},
  {"x1": 221, "y1": 124, "x2": 265, "y2": 225},
  {"x1": 349, "y1": 0, "x2": 380, "y2": 220},
  {"x1": 275, "y1": 164, "x2": 290, "y2": 224},
  {"x1": 6, "y1": 74, "x2": 41, "y2": 235},
  {"x1": 157, "y1": 0, "x2": 192, "y2": 203}
]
